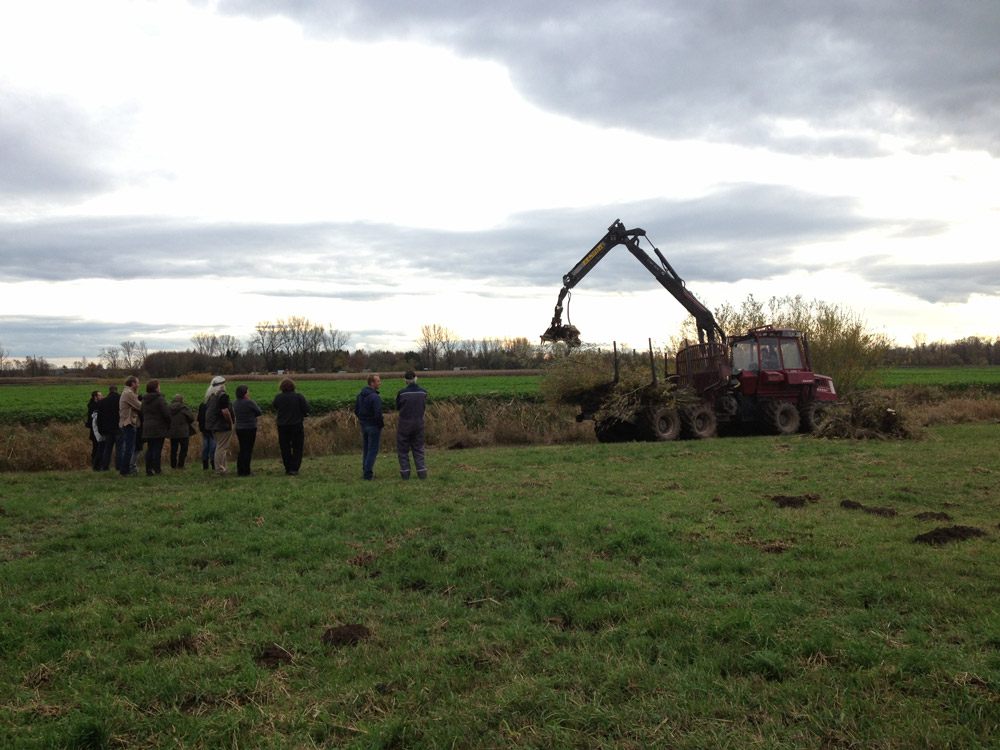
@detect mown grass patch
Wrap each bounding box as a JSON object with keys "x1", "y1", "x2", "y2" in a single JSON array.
[{"x1": 2, "y1": 424, "x2": 1000, "y2": 748}]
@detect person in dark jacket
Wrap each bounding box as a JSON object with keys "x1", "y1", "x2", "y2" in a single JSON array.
[
  {"x1": 140, "y1": 379, "x2": 171, "y2": 476},
  {"x1": 96, "y1": 385, "x2": 120, "y2": 471},
  {"x1": 233, "y1": 384, "x2": 263, "y2": 477},
  {"x1": 395, "y1": 370, "x2": 428, "y2": 480},
  {"x1": 168, "y1": 394, "x2": 196, "y2": 469},
  {"x1": 197, "y1": 400, "x2": 216, "y2": 470},
  {"x1": 86, "y1": 390, "x2": 103, "y2": 471},
  {"x1": 354, "y1": 373, "x2": 383, "y2": 480},
  {"x1": 273, "y1": 378, "x2": 310, "y2": 476}
]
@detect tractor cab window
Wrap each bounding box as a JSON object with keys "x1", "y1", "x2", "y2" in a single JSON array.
[
  {"x1": 759, "y1": 338, "x2": 781, "y2": 369},
  {"x1": 731, "y1": 340, "x2": 759, "y2": 373},
  {"x1": 780, "y1": 338, "x2": 804, "y2": 369}
]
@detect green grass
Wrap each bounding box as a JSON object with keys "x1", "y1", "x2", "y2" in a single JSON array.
[
  {"x1": 0, "y1": 375, "x2": 542, "y2": 424},
  {"x1": 873, "y1": 365, "x2": 1000, "y2": 391},
  {"x1": 3, "y1": 424, "x2": 1000, "y2": 748}
]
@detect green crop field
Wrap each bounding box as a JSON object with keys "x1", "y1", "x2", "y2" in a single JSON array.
[
  {"x1": 872, "y1": 366, "x2": 1000, "y2": 390},
  {"x1": 3, "y1": 366, "x2": 1000, "y2": 425},
  {"x1": 0, "y1": 375, "x2": 542, "y2": 425},
  {"x1": 2, "y1": 423, "x2": 1000, "y2": 748}
]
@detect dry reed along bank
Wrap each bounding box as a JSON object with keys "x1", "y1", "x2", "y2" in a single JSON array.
[{"x1": 0, "y1": 402, "x2": 593, "y2": 473}]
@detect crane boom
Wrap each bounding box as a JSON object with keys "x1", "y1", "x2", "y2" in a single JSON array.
[{"x1": 540, "y1": 219, "x2": 725, "y2": 346}]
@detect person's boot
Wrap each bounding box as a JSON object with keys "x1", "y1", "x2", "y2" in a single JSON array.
[{"x1": 203, "y1": 460, "x2": 209, "y2": 470}]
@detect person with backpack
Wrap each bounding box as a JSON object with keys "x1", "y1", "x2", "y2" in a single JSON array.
[{"x1": 85, "y1": 390, "x2": 103, "y2": 471}]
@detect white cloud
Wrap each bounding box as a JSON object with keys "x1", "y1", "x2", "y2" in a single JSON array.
[{"x1": 0, "y1": 0, "x2": 998, "y2": 362}]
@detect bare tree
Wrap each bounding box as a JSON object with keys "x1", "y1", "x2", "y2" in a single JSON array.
[
  {"x1": 192, "y1": 333, "x2": 220, "y2": 357},
  {"x1": 0, "y1": 341, "x2": 7, "y2": 375},
  {"x1": 418, "y1": 324, "x2": 457, "y2": 370},
  {"x1": 24, "y1": 356, "x2": 51, "y2": 377},
  {"x1": 251, "y1": 322, "x2": 283, "y2": 371},
  {"x1": 119, "y1": 340, "x2": 148, "y2": 372},
  {"x1": 100, "y1": 346, "x2": 122, "y2": 372},
  {"x1": 216, "y1": 334, "x2": 241, "y2": 357},
  {"x1": 327, "y1": 327, "x2": 350, "y2": 353}
]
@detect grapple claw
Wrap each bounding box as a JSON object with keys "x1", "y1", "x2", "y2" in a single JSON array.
[{"x1": 540, "y1": 324, "x2": 582, "y2": 347}]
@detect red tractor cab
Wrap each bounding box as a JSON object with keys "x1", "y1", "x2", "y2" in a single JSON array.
[{"x1": 678, "y1": 325, "x2": 837, "y2": 435}]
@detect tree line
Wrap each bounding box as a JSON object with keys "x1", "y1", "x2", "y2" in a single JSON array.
[
  {"x1": 0, "y1": 318, "x2": 546, "y2": 379},
  {"x1": 1, "y1": 302, "x2": 997, "y2": 379}
]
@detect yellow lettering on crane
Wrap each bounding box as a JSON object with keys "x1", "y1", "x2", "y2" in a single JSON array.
[{"x1": 582, "y1": 242, "x2": 606, "y2": 266}]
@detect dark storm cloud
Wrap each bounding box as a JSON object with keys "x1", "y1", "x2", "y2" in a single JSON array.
[
  {"x1": 0, "y1": 93, "x2": 116, "y2": 198},
  {"x1": 856, "y1": 259, "x2": 1000, "y2": 304},
  {"x1": 213, "y1": 0, "x2": 1000, "y2": 155},
  {"x1": 3, "y1": 183, "x2": 943, "y2": 297}
]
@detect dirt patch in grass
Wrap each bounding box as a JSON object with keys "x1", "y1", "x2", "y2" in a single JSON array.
[
  {"x1": 322, "y1": 624, "x2": 372, "y2": 647},
  {"x1": 914, "y1": 526, "x2": 987, "y2": 545},
  {"x1": 915, "y1": 511, "x2": 953, "y2": 522},
  {"x1": 770, "y1": 494, "x2": 819, "y2": 508},
  {"x1": 153, "y1": 633, "x2": 211, "y2": 656},
  {"x1": 840, "y1": 499, "x2": 897, "y2": 517},
  {"x1": 736, "y1": 530, "x2": 797, "y2": 553},
  {"x1": 255, "y1": 643, "x2": 294, "y2": 667}
]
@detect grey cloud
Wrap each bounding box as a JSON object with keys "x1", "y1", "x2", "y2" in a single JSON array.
[
  {"x1": 0, "y1": 183, "x2": 951, "y2": 297},
  {"x1": 260, "y1": 289, "x2": 413, "y2": 302},
  {"x1": 214, "y1": 0, "x2": 1000, "y2": 155},
  {"x1": 0, "y1": 92, "x2": 118, "y2": 199},
  {"x1": 855, "y1": 259, "x2": 1000, "y2": 304},
  {"x1": 0, "y1": 316, "x2": 193, "y2": 359}
]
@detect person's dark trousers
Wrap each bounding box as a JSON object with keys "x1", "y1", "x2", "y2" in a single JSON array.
[
  {"x1": 145, "y1": 437, "x2": 165, "y2": 475},
  {"x1": 99, "y1": 429, "x2": 119, "y2": 471},
  {"x1": 90, "y1": 436, "x2": 102, "y2": 470},
  {"x1": 236, "y1": 428, "x2": 257, "y2": 476},
  {"x1": 117, "y1": 425, "x2": 136, "y2": 476},
  {"x1": 277, "y1": 423, "x2": 305, "y2": 474},
  {"x1": 170, "y1": 438, "x2": 189, "y2": 468},
  {"x1": 396, "y1": 424, "x2": 427, "y2": 479},
  {"x1": 360, "y1": 424, "x2": 381, "y2": 480}
]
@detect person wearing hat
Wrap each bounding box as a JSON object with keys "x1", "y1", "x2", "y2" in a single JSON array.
[{"x1": 203, "y1": 375, "x2": 234, "y2": 475}]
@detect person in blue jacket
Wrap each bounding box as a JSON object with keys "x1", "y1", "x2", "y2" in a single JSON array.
[
  {"x1": 395, "y1": 370, "x2": 428, "y2": 479},
  {"x1": 354, "y1": 373, "x2": 383, "y2": 480}
]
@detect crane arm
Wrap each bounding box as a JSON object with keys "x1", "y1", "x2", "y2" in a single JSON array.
[{"x1": 540, "y1": 219, "x2": 725, "y2": 346}]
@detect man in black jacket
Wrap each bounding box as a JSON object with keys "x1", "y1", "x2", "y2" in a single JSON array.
[{"x1": 96, "y1": 385, "x2": 120, "y2": 471}]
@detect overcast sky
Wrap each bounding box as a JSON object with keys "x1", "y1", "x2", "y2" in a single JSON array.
[{"x1": 1, "y1": 0, "x2": 998, "y2": 364}]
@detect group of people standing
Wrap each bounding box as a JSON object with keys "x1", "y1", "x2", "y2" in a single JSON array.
[{"x1": 85, "y1": 370, "x2": 428, "y2": 480}]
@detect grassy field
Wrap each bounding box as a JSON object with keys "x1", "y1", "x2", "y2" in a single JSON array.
[
  {"x1": 0, "y1": 375, "x2": 543, "y2": 425},
  {"x1": 3, "y1": 366, "x2": 1000, "y2": 425},
  {"x1": 3, "y1": 423, "x2": 1000, "y2": 748},
  {"x1": 872, "y1": 366, "x2": 1000, "y2": 390}
]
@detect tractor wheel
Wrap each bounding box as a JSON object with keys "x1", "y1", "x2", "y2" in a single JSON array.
[
  {"x1": 798, "y1": 401, "x2": 829, "y2": 433},
  {"x1": 643, "y1": 407, "x2": 681, "y2": 442},
  {"x1": 595, "y1": 418, "x2": 637, "y2": 443},
  {"x1": 763, "y1": 401, "x2": 800, "y2": 435},
  {"x1": 682, "y1": 405, "x2": 717, "y2": 439}
]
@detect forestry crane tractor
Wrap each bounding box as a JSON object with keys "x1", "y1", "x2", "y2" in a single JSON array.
[{"x1": 540, "y1": 219, "x2": 838, "y2": 441}]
